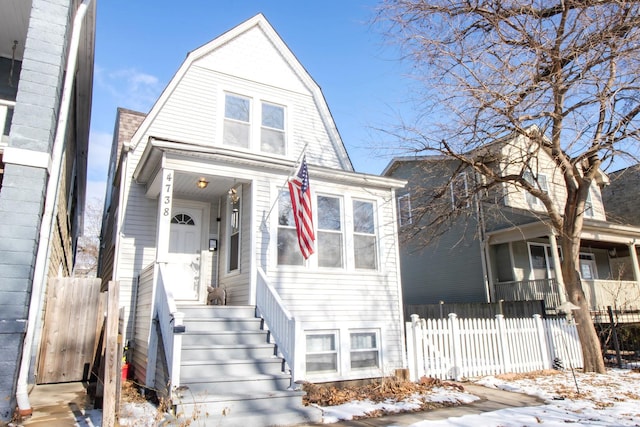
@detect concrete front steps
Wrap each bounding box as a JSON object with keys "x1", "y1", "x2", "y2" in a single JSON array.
[{"x1": 171, "y1": 305, "x2": 321, "y2": 426}]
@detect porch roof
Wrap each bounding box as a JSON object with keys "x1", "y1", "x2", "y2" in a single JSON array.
[
  {"x1": 134, "y1": 137, "x2": 407, "y2": 198},
  {"x1": 486, "y1": 218, "x2": 640, "y2": 246}
]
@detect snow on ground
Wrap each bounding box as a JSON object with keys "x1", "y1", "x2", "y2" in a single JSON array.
[{"x1": 95, "y1": 368, "x2": 640, "y2": 426}]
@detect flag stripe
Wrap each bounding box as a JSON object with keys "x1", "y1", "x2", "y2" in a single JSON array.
[{"x1": 289, "y1": 157, "x2": 315, "y2": 259}]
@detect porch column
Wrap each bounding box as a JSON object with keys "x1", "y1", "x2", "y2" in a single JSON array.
[
  {"x1": 548, "y1": 233, "x2": 567, "y2": 305},
  {"x1": 156, "y1": 168, "x2": 174, "y2": 263},
  {"x1": 628, "y1": 242, "x2": 640, "y2": 283}
]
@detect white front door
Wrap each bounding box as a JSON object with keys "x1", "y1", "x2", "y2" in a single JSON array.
[{"x1": 166, "y1": 205, "x2": 203, "y2": 301}]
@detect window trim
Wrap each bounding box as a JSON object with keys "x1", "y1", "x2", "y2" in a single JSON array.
[
  {"x1": 316, "y1": 194, "x2": 345, "y2": 269},
  {"x1": 352, "y1": 198, "x2": 378, "y2": 270},
  {"x1": 305, "y1": 330, "x2": 340, "y2": 375},
  {"x1": 450, "y1": 172, "x2": 469, "y2": 209},
  {"x1": 221, "y1": 90, "x2": 289, "y2": 156},
  {"x1": 527, "y1": 242, "x2": 562, "y2": 280},
  {"x1": 397, "y1": 193, "x2": 412, "y2": 227},
  {"x1": 349, "y1": 329, "x2": 381, "y2": 371},
  {"x1": 523, "y1": 171, "x2": 548, "y2": 207}
]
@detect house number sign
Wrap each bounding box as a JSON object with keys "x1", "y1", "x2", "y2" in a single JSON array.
[{"x1": 163, "y1": 170, "x2": 173, "y2": 216}]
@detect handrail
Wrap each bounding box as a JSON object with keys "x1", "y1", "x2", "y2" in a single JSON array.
[
  {"x1": 256, "y1": 266, "x2": 302, "y2": 383},
  {"x1": 156, "y1": 263, "x2": 184, "y2": 391}
]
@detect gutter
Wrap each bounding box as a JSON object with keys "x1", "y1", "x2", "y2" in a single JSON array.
[{"x1": 16, "y1": 0, "x2": 93, "y2": 414}]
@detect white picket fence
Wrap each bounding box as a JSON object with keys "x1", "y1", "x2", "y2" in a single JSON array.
[{"x1": 406, "y1": 313, "x2": 583, "y2": 381}]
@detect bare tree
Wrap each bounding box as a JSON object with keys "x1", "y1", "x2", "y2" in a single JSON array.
[
  {"x1": 377, "y1": 0, "x2": 640, "y2": 373},
  {"x1": 75, "y1": 198, "x2": 103, "y2": 277}
]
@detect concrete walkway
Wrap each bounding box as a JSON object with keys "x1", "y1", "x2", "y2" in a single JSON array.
[
  {"x1": 297, "y1": 383, "x2": 545, "y2": 427},
  {"x1": 12, "y1": 381, "x2": 544, "y2": 427}
]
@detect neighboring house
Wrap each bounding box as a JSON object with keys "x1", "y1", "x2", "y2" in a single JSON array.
[
  {"x1": 601, "y1": 164, "x2": 640, "y2": 227},
  {"x1": 98, "y1": 14, "x2": 406, "y2": 425},
  {"x1": 384, "y1": 132, "x2": 640, "y2": 314},
  {"x1": 0, "y1": 0, "x2": 95, "y2": 420}
]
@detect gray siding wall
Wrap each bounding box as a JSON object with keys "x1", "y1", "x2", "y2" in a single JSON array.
[
  {"x1": 0, "y1": 0, "x2": 73, "y2": 420},
  {"x1": 602, "y1": 165, "x2": 640, "y2": 226}
]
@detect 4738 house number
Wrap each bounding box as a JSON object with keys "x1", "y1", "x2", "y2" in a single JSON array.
[{"x1": 163, "y1": 171, "x2": 173, "y2": 216}]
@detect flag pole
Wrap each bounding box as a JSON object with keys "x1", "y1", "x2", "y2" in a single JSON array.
[{"x1": 262, "y1": 142, "x2": 310, "y2": 226}]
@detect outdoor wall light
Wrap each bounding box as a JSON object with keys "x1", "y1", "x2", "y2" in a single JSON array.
[{"x1": 197, "y1": 177, "x2": 209, "y2": 189}]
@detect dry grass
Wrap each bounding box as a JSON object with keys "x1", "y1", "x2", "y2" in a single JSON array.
[{"x1": 302, "y1": 376, "x2": 464, "y2": 407}]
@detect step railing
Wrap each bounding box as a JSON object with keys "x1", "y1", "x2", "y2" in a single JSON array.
[
  {"x1": 256, "y1": 266, "x2": 303, "y2": 382},
  {"x1": 156, "y1": 263, "x2": 184, "y2": 391}
]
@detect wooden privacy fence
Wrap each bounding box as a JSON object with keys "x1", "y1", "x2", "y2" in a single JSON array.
[{"x1": 406, "y1": 313, "x2": 583, "y2": 381}]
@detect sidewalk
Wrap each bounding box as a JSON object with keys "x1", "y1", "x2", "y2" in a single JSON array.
[
  {"x1": 13, "y1": 381, "x2": 544, "y2": 426},
  {"x1": 296, "y1": 383, "x2": 545, "y2": 427}
]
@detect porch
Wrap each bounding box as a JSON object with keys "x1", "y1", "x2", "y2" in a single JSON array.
[
  {"x1": 486, "y1": 219, "x2": 640, "y2": 311},
  {"x1": 495, "y1": 278, "x2": 640, "y2": 310}
]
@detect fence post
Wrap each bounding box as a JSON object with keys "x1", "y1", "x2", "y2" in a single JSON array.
[
  {"x1": 533, "y1": 314, "x2": 550, "y2": 369},
  {"x1": 495, "y1": 314, "x2": 511, "y2": 374},
  {"x1": 407, "y1": 314, "x2": 420, "y2": 382},
  {"x1": 607, "y1": 306, "x2": 622, "y2": 368},
  {"x1": 448, "y1": 313, "x2": 462, "y2": 381}
]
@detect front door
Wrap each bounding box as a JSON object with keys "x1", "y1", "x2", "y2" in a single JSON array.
[{"x1": 167, "y1": 204, "x2": 204, "y2": 301}]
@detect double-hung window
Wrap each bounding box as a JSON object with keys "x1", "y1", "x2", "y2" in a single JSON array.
[
  {"x1": 317, "y1": 195, "x2": 343, "y2": 268},
  {"x1": 397, "y1": 193, "x2": 412, "y2": 226},
  {"x1": 352, "y1": 200, "x2": 377, "y2": 270},
  {"x1": 350, "y1": 331, "x2": 380, "y2": 370},
  {"x1": 306, "y1": 332, "x2": 338, "y2": 373},
  {"x1": 223, "y1": 94, "x2": 250, "y2": 148},
  {"x1": 450, "y1": 173, "x2": 469, "y2": 209},
  {"x1": 223, "y1": 93, "x2": 286, "y2": 155},
  {"x1": 523, "y1": 171, "x2": 548, "y2": 207},
  {"x1": 261, "y1": 102, "x2": 285, "y2": 155},
  {"x1": 277, "y1": 190, "x2": 304, "y2": 266},
  {"x1": 584, "y1": 188, "x2": 594, "y2": 218}
]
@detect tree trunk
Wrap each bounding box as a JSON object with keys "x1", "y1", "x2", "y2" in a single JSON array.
[{"x1": 561, "y1": 234, "x2": 606, "y2": 373}]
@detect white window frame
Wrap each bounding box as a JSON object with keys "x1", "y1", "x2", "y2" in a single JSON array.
[
  {"x1": 304, "y1": 330, "x2": 340, "y2": 375},
  {"x1": 352, "y1": 199, "x2": 378, "y2": 270},
  {"x1": 349, "y1": 329, "x2": 381, "y2": 371},
  {"x1": 579, "y1": 252, "x2": 598, "y2": 280},
  {"x1": 523, "y1": 171, "x2": 548, "y2": 207},
  {"x1": 450, "y1": 172, "x2": 469, "y2": 209},
  {"x1": 397, "y1": 193, "x2": 412, "y2": 226},
  {"x1": 227, "y1": 185, "x2": 242, "y2": 274},
  {"x1": 584, "y1": 188, "x2": 594, "y2": 218},
  {"x1": 316, "y1": 194, "x2": 345, "y2": 269},
  {"x1": 527, "y1": 242, "x2": 561, "y2": 280},
  {"x1": 221, "y1": 91, "x2": 288, "y2": 156}
]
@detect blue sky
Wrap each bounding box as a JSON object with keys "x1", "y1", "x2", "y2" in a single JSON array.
[{"x1": 87, "y1": 1, "x2": 415, "y2": 203}]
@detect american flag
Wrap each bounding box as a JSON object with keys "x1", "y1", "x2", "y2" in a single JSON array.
[{"x1": 288, "y1": 156, "x2": 315, "y2": 259}]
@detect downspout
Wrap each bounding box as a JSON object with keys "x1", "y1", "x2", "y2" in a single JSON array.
[{"x1": 16, "y1": 0, "x2": 93, "y2": 414}]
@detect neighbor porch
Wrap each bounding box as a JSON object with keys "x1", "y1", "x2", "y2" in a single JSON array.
[{"x1": 486, "y1": 220, "x2": 640, "y2": 310}]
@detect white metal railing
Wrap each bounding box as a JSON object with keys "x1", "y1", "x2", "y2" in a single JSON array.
[
  {"x1": 582, "y1": 280, "x2": 640, "y2": 309},
  {"x1": 256, "y1": 266, "x2": 302, "y2": 382},
  {"x1": 406, "y1": 313, "x2": 583, "y2": 381},
  {"x1": 156, "y1": 263, "x2": 184, "y2": 391},
  {"x1": 495, "y1": 278, "x2": 561, "y2": 309},
  {"x1": 0, "y1": 99, "x2": 16, "y2": 140}
]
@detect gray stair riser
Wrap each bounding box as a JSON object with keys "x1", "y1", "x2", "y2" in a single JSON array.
[
  {"x1": 183, "y1": 319, "x2": 262, "y2": 332},
  {"x1": 182, "y1": 331, "x2": 268, "y2": 346},
  {"x1": 177, "y1": 306, "x2": 256, "y2": 319},
  {"x1": 181, "y1": 345, "x2": 276, "y2": 361},
  {"x1": 180, "y1": 360, "x2": 284, "y2": 377},
  {"x1": 175, "y1": 400, "x2": 321, "y2": 427},
  {"x1": 180, "y1": 376, "x2": 291, "y2": 394}
]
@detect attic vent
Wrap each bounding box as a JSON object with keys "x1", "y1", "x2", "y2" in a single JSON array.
[{"x1": 171, "y1": 214, "x2": 195, "y2": 225}]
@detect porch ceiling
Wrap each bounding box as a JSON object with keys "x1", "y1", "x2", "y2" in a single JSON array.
[
  {"x1": 487, "y1": 219, "x2": 640, "y2": 246},
  {"x1": 0, "y1": 0, "x2": 30, "y2": 60}
]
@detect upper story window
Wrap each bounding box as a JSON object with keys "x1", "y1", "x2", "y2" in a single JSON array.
[
  {"x1": 353, "y1": 200, "x2": 377, "y2": 270},
  {"x1": 397, "y1": 193, "x2": 412, "y2": 226},
  {"x1": 223, "y1": 93, "x2": 286, "y2": 155},
  {"x1": 450, "y1": 173, "x2": 469, "y2": 209},
  {"x1": 584, "y1": 188, "x2": 594, "y2": 218},
  {"x1": 224, "y1": 94, "x2": 251, "y2": 148},
  {"x1": 523, "y1": 171, "x2": 548, "y2": 207},
  {"x1": 261, "y1": 102, "x2": 285, "y2": 155}
]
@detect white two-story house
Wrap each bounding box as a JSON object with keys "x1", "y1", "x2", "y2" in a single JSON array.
[{"x1": 98, "y1": 14, "x2": 407, "y2": 426}]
